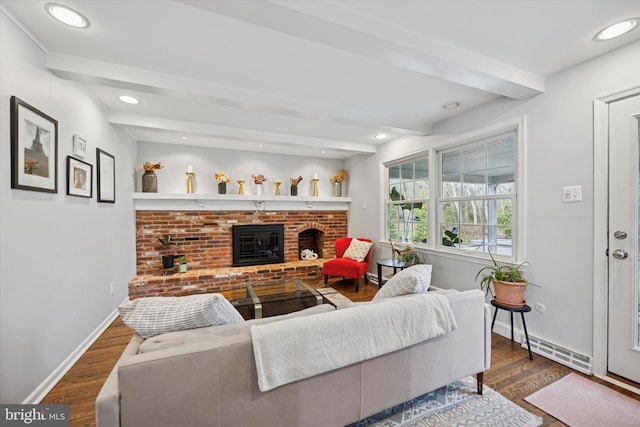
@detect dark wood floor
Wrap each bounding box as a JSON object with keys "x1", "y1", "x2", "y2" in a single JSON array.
[{"x1": 41, "y1": 279, "x2": 640, "y2": 426}]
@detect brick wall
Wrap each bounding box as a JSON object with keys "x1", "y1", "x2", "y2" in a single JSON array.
[{"x1": 130, "y1": 210, "x2": 349, "y2": 298}]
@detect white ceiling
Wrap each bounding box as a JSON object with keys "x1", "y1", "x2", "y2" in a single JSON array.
[{"x1": 2, "y1": 0, "x2": 640, "y2": 159}]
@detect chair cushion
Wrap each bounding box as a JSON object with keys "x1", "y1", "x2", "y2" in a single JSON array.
[
  {"x1": 342, "y1": 238, "x2": 373, "y2": 262},
  {"x1": 373, "y1": 264, "x2": 433, "y2": 300},
  {"x1": 323, "y1": 257, "x2": 368, "y2": 275},
  {"x1": 118, "y1": 294, "x2": 244, "y2": 338}
]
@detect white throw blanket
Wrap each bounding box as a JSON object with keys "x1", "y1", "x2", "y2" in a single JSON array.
[{"x1": 251, "y1": 293, "x2": 457, "y2": 392}]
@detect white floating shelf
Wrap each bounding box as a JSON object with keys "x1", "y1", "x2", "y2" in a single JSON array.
[{"x1": 132, "y1": 193, "x2": 352, "y2": 211}]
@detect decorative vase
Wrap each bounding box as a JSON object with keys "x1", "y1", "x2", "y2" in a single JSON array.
[
  {"x1": 142, "y1": 170, "x2": 157, "y2": 193},
  {"x1": 218, "y1": 182, "x2": 227, "y2": 194},
  {"x1": 256, "y1": 183, "x2": 263, "y2": 196},
  {"x1": 493, "y1": 280, "x2": 527, "y2": 308},
  {"x1": 274, "y1": 181, "x2": 281, "y2": 195},
  {"x1": 290, "y1": 184, "x2": 298, "y2": 196},
  {"x1": 237, "y1": 180, "x2": 245, "y2": 195},
  {"x1": 332, "y1": 182, "x2": 342, "y2": 197}
]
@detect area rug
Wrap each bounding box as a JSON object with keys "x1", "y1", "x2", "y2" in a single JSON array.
[
  {"x1": 347, "y1": 376, "x2": 542, "y2": 426},
  {"x1": 525, "y1": 373, "x2": 640, "y2": 427}
]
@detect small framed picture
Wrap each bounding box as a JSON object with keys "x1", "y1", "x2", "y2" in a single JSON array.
[
  {"x1": 10, "y1": 96, "x2": 58, "y2": 193},
  {"x1": 66, "y1": 156, "x2": 92, "y2": 198},
  {"x1": 73, "y1": 134, "x2": 87, "y2": 158},
  {"x1": 97, "y1": 148, "x2": 115, "y2": 203}
]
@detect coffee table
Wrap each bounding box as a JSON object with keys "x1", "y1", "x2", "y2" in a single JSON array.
[{"x1": 225, "y1": 279, "x2": 337, "y2": 319}]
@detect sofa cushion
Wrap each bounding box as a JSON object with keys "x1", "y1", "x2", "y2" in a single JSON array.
[
  {"x1": 373, "y1": 264, "x2": 433, "y2": 300},
  {"x1": 342, "y1": 238, "x2": 373, "y2": 262},
  {"x1": 118, "y1": 294, "x2": 244, "y2": 339},
  {"x1": 139, "y1": 303, "x2": 336, "y2": 353}
]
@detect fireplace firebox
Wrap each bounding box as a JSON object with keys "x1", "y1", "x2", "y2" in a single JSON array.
[{"x1": 232, "y1": 224, "x2": 284, "y2": 267}]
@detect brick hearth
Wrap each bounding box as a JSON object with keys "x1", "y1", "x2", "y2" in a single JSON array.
[{"x1": 130, "y1": 210, "x2": 348, "y2": 298}]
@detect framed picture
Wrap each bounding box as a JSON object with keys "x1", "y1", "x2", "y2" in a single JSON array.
[
  {"x1": 10, "y1": 96, "x2": 58, "y2": 193},
  {"x1": 72, "y1": 134, "x2": 87, "y2": 158},
  {"x1": 66, "y1": 156, "x2": 93, "y2": 198},
  {"x1": 97, "y1": 148, "x2": 115, "y2": 203}
]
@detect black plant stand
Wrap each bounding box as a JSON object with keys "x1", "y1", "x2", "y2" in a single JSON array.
[{"x1": 490, "y1": 299, "x2": 533, "y2": 360}]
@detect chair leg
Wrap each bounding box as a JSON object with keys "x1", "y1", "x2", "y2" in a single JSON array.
[
  {"x1": 324, "y1": 274, "x2": 328, "y2": 284},
  {"x1": 355, "y1": 277, "x2": 360, "y2": 292}
]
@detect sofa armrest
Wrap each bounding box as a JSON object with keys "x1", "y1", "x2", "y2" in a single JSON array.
[
  {"x1": 96, "y1": 334, "x2": 144, "y2": 427},
  {"x1": 484, "y1": 303, "x2": 492, "y2": 370}
]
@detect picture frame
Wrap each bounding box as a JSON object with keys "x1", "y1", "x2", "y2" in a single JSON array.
[
  {"x1": 97, "y1": 148, "x2": 115, "y2": 203},
  {"x1": 66, "y1": 156, "x2": 93, "y2": 198},
  {"x1": 10, "y1": 96, "x2": 58, "y2": 193},
  {"x1": 72, "y1": 134, "x2": 87, "y2": 158}
]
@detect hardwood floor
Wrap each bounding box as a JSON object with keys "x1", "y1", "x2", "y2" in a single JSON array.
[{"x1": 41, "y1": 279, "x2": 639, "y2": 426}]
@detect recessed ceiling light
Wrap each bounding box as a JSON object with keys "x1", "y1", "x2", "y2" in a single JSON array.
[
  {"x1": 181, "y1": 136, "x2": 188, "y2": 140},
  {"x1": 45, "y1": 3, "x2": 90, "y2": 29},
  {"x1": 322, "y1": 150, "x2": 327, "y2": 154},
  {"x1": 594, "y1": 18, "x2": 639, "y2": 41},
  {"x1": 258, "y1": 144, "x2": 264, "y2": 147},
  {"x1": 374, "y1": 134, "x2": 387, "y2": 140},
  {"x1": 118, "y1": 95, "x2": 140, "y2": 104},
  {"x1": 443, "y1": 101, "x2": 461, "y2": 109}
]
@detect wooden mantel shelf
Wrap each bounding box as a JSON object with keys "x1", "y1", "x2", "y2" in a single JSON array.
[{"x1": 132, "y1": 192, "x2": 352, "y2": 211}]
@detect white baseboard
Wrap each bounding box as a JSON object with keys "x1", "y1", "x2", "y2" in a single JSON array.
[{"x1": 23, "y1": 305, "x2": 123, "y2": 404}]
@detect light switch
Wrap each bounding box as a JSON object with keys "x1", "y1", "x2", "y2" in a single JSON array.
[{"x1": 562, "y1": 185, "x2": 582, "y2": 203}]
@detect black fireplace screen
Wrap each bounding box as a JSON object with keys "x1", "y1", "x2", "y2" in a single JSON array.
[{"x1": 232, "y1": 224, "x2": 284, "y2": 267}]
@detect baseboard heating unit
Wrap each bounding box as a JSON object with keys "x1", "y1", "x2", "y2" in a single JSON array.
[{"x1": 524, "y1": 335, "x2": 592, "y2": 374}]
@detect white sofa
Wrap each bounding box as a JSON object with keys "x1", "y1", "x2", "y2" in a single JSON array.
[{"x1": 96, "y1": 289, "x2": 491, "y2": 427}]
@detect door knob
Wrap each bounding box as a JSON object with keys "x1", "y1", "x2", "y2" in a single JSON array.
[
  {"x1": 614, "y1": 230, "x2": 628, "y2": 239},
  {"x1": 612, "y1": 249, "x2": 628, "y2": 260}
]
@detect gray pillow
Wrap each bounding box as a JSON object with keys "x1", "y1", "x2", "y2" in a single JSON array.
[
  {"x1": 373, "y1": 264, "x2": 433, "y2": 300},
  {"x1": 118, "y1": 293, "x2": 244, "y2": 338}
]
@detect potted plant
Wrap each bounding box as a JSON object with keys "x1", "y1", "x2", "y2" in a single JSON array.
[
  {"x1": 176, "y1": 255, "x2": 188, "y2": 273},
  {"x1": 475, "y1": 252, "x2": 530, "y2": 307},
  {"x1": 400, "y1": 248, "x2": 424, "y2": 267}
]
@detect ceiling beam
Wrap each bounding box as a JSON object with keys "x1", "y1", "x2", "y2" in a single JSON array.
[
  {"x1": 47, "y1": 54, "x2": 429, "y2": 135},
  {"x1": 108, "y1": 113, "x2": 378, "y2": 154},
  {"x1": 180, "y1": 0, "x2": 544, "y2": 99}
]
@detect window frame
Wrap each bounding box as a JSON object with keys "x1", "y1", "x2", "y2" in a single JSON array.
[
  {"x1": 384, "y1": 155, "x2": 430, "y2": 245},
  {"x1": 380, "y1": 117, "x2": 525, "y2": 263}
]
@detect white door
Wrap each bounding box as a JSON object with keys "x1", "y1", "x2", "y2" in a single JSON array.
[{"x1": 608, "y1": 94, "x2": 640, "y2": 383}]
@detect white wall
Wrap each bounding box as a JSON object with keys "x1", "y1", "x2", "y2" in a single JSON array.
[
  {"x1": 137, "y1": 141, "x2": 346, "y2": 197},
  {"x1": 0, "y1": 11, "x2": 137, "y2": 403},
  {"x1": 348, "y1": 40, "x2": 640, "y2": 359}
]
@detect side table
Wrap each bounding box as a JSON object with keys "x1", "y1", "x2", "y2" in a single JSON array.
[
  {"x1": 490, "y1": 299, "x2": 533, "y2": 360},
  {"x1": 376, "y1": 258, "x2": 406, "y2": 287}
]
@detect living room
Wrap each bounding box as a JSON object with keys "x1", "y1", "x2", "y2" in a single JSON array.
[{"x1": 1, "y1": 0, "x2": 640, "y2": 420}]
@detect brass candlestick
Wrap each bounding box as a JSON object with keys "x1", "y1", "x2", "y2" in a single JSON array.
[
  {"x1": 237, "y1": 179, "x2": 245, "y2": 195},
  {"x1": 186, "y1": 172, "x2": 194, "y2": 194},
  {"x1": 274, "y1": 181, "x2": 281, "y2": 196},
  {"x1": 312, "y1": 178, "x2": 319, "y2": 197}
]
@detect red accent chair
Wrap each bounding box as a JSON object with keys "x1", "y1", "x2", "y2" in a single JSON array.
[{"x1": 323, "y1": 237, "x2": 372, "y2": 292}]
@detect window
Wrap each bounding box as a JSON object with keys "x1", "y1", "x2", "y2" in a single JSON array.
[
  {"x1": 385, "y1": 158, "x2": 428, "y2": 244},
  {"x1": 438, "y1": 131, "x2": 516, "y2": 257}
]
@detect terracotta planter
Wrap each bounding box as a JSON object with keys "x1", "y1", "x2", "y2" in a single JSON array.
[{"x1": 493, "y1": 279, "x2": 526, "y2": 308}]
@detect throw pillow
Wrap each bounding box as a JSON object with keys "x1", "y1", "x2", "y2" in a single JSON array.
[
  {"x1": 373, "y1": 264, "x2": 433, "y2": 300},
  {"x1": 342, "y1": 238, "x2": 373, "y2": 262},
  {"x1": 118, "y1": 293, "x2": 244, "y2": 339}
]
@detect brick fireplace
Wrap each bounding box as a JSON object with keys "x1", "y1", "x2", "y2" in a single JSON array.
[{"x1": 129, "y1": 210, "x2": 348, "y2": 298}]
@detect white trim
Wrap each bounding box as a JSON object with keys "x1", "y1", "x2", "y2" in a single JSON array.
[
  {"x1": 23, "y1": 304, "x2": 125, "y2": 404},
  {"x1": 595, "y1": 374, "x2": 640, "y2": 395},
  {"x1": 0, "y1": 5, "x2": 48, "y2": 54},
  {"x1": 592, "y1": 85, "x2": 640, "y2": 380},
  {"x1": 592, "y1": 98, "x2": 609, "y2": 378}
]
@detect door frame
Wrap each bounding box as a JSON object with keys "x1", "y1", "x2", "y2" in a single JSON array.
[{"x1": 593, "y1": 85, "x2": 640, "y2": 393}]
